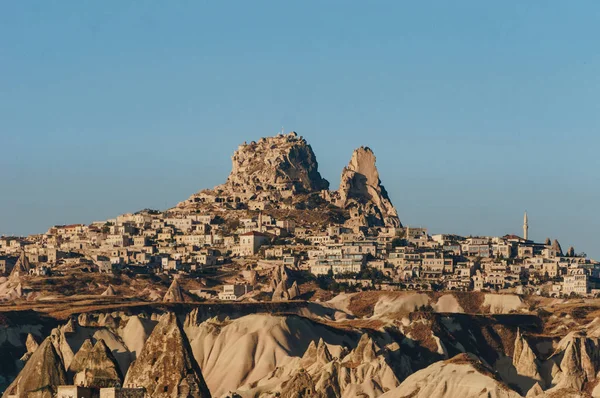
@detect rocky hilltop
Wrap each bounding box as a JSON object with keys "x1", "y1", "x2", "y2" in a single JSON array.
[
  {"x1": 334, "y1": 146, "x2": 401, "y2": 228},
  {"x1": 220, "y1": 132, "x2": 328, "y2": 195},
  {"x1": 179, "y1": 132, "x2": 400, "y2": 227}
]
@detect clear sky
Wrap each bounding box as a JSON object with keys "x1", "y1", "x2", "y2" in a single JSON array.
[{"x1": 1, "y1": 2, "x2": 599, "y2": 257}]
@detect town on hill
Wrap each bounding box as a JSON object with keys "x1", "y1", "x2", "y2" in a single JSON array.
[
  {"x1": 1, "y1": 132, "x2": 599, "y2": 398},
  {"x1": 1, "y1": 132, "x2": 595, "y2": 303}
]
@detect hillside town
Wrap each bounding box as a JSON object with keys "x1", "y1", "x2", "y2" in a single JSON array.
[
  {"x1": 3, "y1": 133, "x2": 600, "y2": 398},
  {"x1": 0, "y1": 133, "x2": 597, "y2": 303}
]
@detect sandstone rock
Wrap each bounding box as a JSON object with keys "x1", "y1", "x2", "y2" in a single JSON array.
[
  {"x1": 336, "y1": 147, "x2": 400, "y2": 228},
  {"x1": 287, "y1": 281, "x2": 300, "y2": 300},
  {"x1": 50, "y1": 326, "x2": 75, "y2": 370},
  {"x1": 552, "y1": 239, "x2": 563, "y2": 255},
  {"x1": 218, "y1": 133, "x2": 329, "y2": 195},
  {"x1": 68, "y1": 338, "x2": 94, "y2": 375},
  {"x1": 26, "y1": 333, "x2": 40, "y2": 353},
  {"x1": 550, "y1": 333, "x2": 600, "y2": 391},
  {"x1": 101, "y1": 284, "x2": 116, "y2": 296},
  {"x1": 4, "y1": 337, "x2": 67, "y2": 398},
  {"x1": 380, "y1": 354, "x2": 520, "y2": 398},
  {"x1": 164, "y1": 278, "x2": 184, "y2": 302},
  {"x1": 8, "y1": 251, "x2": 30, "y2": 282},
  {"x1": 526, "y1": 382, "x2": 544, "y2": 397},
  {"x1": 124, "y1": 312, "x2": 211, "y2": 397},
  {"x1": 513, "y1": 329, "x2": 544, "y2": 387},
  {"x1": 71, "y1": 339, "x2": 123, "y2": 388}
]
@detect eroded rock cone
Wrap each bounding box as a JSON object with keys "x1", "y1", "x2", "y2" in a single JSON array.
[
  {"x1": 26, "y1": 333, "x2": 40, "y2": 353},
  {"x1": 69, "y1": 338, "x2": 94, "y2": 375},
  {"x1": 272, "y1": 279, "x2": 290, "y2": 301},
  {"x1": 526, "y1": 382, "x2": 544, "y2": 397},
  {"x1": 287, "y1": 281, "x2": 300, "y2": 300},
  {"x1": 513, "y1": 329, "x2": 544, "y2": 387},
  {"x1": 164, "y1": 278, "x2": 185, "y2": 302},
  {"x1": 101, "y1": 284, "x2": 116, "y2": 296},
  {"x1": 337, "y1": 147, "x2": 401, "y2": 228},
  {"x1": 4, "y1": 337, "x2": 67, "y2": 398},
  {"x1": 71, "y1": 339, "x2": 123, "y2": 388},
  {"x1": 124, "y1": 312, "x2": 211, "y2": 397},
  {"x1": 218, "y1": 133, "x2": 329, "y2": 195}
]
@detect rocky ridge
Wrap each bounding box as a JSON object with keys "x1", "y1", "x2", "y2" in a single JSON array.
[{"x1": 179, "y1": 132, "x2": 401, "y2": 228}]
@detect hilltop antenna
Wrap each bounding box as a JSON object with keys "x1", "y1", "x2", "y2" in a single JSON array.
[{"x1": 281, "y1": 126, "x2": 284, "y2": 135}]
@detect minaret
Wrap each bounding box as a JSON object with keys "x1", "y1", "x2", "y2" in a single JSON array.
[{"x1": 523, "y1": 212, "x2": 529, "y2": 241}]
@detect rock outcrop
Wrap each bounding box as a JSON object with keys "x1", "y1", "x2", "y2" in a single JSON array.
[
  {"x1": 512, "y1": 329, "x2": 544, "y2": 388},
  {"x1": 8, "y1": 250, "x2": 30, "y2": 282},
  {"x1": 381, "y1": 354, "x2": 520, "y2": 398},
  {"x1": 335, "y1": 147, "x2": 400, "y2": 228},
  {"x1": 4, "y1": 337, "x2": 67, "y2": 398},
  {"x1": 69, "y1": 339, "x2": 123, "y2": 388},
  {"x1": 271, "y1": 265, "x2": 299, "y2": 301},
  {"x1": 124, "y1": 312, "x2": 211, "y2": 397},
  {"x1": 164, "y1": 278, "x2": 184, "y2": 302},
  {"x1": 101, "y1": 284, "x2": 116, "y2": 296},
  {"x1": 218, "y1": 133, "x2": 329, "y2": 195},
  {"x1": 550, "y1": 333, "x2": 600, "y2": 391}
]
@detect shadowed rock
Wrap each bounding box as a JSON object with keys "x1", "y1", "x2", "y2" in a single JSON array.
[
  {"x1": 164, "y1": 278, "x2": 185, "y2": 302},
  {"x1": 4, "y1": 337, "x2": 67, "y2": 398}
]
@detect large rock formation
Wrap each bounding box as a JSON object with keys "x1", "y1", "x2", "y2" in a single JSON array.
[
  {"x1": 4, "y1": 337, "x2": 67, "y2": 398},
  {"x1": 69, "y1": 339, "x2": 123, "y2": 388},
  {"x1": 124, "y1": 312, "x2": 211, "y2": 397},
  {"x1": 219, "y1": 133, "x2": 329, "y2": 195},
  {"x1": 381, "y1": 354, "x2": 520, "y2": 398},
  {"x1": 163, "y1": 278, "x2": 185, "y2": 302},
  {"x1": 336, "y1": 147, "x2": 401, "y2": 228}
]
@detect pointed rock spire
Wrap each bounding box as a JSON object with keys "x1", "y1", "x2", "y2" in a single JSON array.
[
  {"x1": 70, "y1": 339, "x2": 123, "y2": 388},
  {"x1": 272, "y1": 279, "x2": 290, "y2": 301},
  {"x1": 512, "y1": 329, "x2": 543, "y2": 387},
  {"x1": 164, "y1": 278, "x2": 185, "y2": 302},
  {"x1": 26, "y1": 333, "x2": 40, "y2": 353},
  {"x1": 316, "y1": 338, "x2": 333, "y2": 365},
  {"x1": 4, "y1": 337, "x2": 67, "y2": 397},
  {"x1": 525, "y1": 382, "x2": 544, "y2": 397},
  {"x1": 101, "y1": 284, "x2": 116, "y2": 296},
  {"x1": 559, "y1": 337, "x2": 586, "y2": 390},
  {"x1": 352, "y1": 333, "x2": 378, "y2": 363},
  {"x1": 337, "y1": 147, "x2": 401, "y2": 227},
  {"x1": 9, "y1": 250, "x2": 30, "y2": 281},
  {"x1": 552, "y1": 239, "x2": 563, "y2": 255},
  {"x1": 69, "y1": 338, "x2": 95, "y2": 375},
  {"x1": 123, "y1": 312, "x2": 211, "y2": 397},
  {"x1": 287, "y1": 281, "x2": 300, "y2": 300}
]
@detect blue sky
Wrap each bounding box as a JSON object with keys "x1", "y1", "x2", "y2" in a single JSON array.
[{"x1": 1, "y1": 2, "x2": 599, "y2": 257}]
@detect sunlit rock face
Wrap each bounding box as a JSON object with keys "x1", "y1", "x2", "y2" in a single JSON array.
[
  {"x1": 336, "y1": 146, "x2": 401, "y2": 228},
  {"x1": 123, "y1": 312, "x2": 211, "y2": 397},
  {"x1": 220, "y1": 132, "x2": 329, "y2": 195},
  {"x1": 4, "y1": 337, "x2": 67, "y2": 398}
]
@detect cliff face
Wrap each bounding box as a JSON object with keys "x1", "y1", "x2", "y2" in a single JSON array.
[
  {"x1": 123, "y1": 312, "x2": 211, "y2": 397},
  {"x1": 336, "y1": 147, "x2": 401, "y2": 228},
  {"x1": 219, "y1": 132, "x2": 329, "y2": 195}
]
